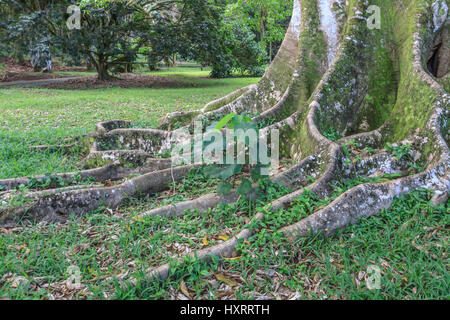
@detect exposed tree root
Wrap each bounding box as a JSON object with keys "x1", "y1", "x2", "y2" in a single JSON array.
[
  {"x1": 158, "y1": 85, "x2": 254, "y2": 131},
  {"x1": 141, "y1": 193, "x2": 240, "y2": 218},
  {"x1": 127, "y1": 0, "x2": 449, "y2": 282},
  {"x1": 0, "y1": 165, "x2": 117, "y2": 191},
  {"x1": 0, "y1": 165, "x2": 196, "y2": 226}
]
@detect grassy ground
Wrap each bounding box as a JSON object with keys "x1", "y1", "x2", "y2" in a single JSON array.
[
  {"x1": 0, "y1": 185, "x2": 447, "y2": 300},
  {"x1": 0, "y1": 66, "x2": 448, "y2": 301},
  {"x1": 0, "y1": 67, "x2": 258, "y2": 179}
]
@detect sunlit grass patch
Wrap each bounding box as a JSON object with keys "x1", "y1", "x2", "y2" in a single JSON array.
[{"x1": 0, "y1": 69, "x2": 258, "y2": 179}]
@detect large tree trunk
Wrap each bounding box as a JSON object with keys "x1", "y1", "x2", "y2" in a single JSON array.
[
  {"x1": 1, "y1": 0, "x2": 449, "y2": 283},
  {"x1": 96, "y1": 55, "x2": 113, "y2": 81}
]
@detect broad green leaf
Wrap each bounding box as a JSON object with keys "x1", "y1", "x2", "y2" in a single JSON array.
[
  {"x1": 204, "y1": 166, "x2": 223, "y2": 179},
  {"x1": 229, "y1": 115, "x2": 243, "y2": 129},
  {"x1": 215, "y1": 113, "x2": 235, "y2": 131},
  {"x1": 237, "y1": 178, "x2": 252, "y2": 195},
  {"x1": 234, "y1": 120, "x2": 258, "y2": 131},
  {"x1": 250, "y1": 167, "x2": 262, "y2": 181},
  {"x1": 217, "y1": 181, "x2": 232, "y2": 195},
  {"x1": 220, "y1": 164, "x2": 242, "y2": 180}
]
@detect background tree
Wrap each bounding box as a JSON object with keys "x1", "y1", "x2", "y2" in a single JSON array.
[
  {"x1": 0, "y1": 0, "x2": 71, "y2": 70},
  {"x1": 142, "y1": 0, "x2": 270, "y2": 77},
  {"x1": 225, "y1": 0, "x2": 292, "y2": 61},
  {"x1": 0, "y1": 0, "x2": 293, "y2": 78},
  {"x1": 60, "y1": 0, "x2": 152, "y2": 80},
  {"x1": 139, "y1": 0, "x2": 233, "y2": 77},
  {"x1": 219, "y1": 19, "x2": 268, "y2": 76},
  {"x1": 0, "y1": 0, "x2": 237, "y2": 79}
]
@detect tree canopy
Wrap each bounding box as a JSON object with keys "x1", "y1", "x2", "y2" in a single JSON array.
[{"x1": 0, "y1": 0, "x2": 293, "y2": 78}]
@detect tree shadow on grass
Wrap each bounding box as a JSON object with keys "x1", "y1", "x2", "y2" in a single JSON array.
[{"x1": 43, "y1": 73, "x2": 258, "y2": 90}]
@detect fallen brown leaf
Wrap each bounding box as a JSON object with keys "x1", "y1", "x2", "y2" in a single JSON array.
[
  {"x1": 180, "y1": 280, "x2": 191, "y2": 299},
  {"x1": 215, "y1": 273, "x2": 238, "y2": 287}
]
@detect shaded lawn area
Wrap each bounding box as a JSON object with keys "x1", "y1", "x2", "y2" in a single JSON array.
[{"x1": 0, "y1": 68, "x2": 259, "y2": 179}]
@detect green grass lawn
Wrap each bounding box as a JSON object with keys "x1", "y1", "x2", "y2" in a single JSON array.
[
  {"x1": 125, "y1": 189, "x2": 448, "y2": 300},
  {"x1": 1, "y1": 187, "x2": 447, "y2": 300},
  {"x1": 0, "y1": 67, "x2": 259, "y2": 179}
]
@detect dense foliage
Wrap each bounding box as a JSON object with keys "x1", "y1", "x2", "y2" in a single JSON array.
[
  {"x1": 0, "y1": 0, "x2": 292, "y2": 78},
  {"x1": 226, "y1": 0, "x2": 292, "y2": 61}
]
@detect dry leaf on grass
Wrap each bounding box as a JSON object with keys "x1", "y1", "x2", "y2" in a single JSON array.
[
  {"x1": 180, "y1": 280, "x2": 191, "y2": 299},
  {"x1": 218, "y1": 235, "x2": 230, "y2": 241},
  {"x1": 215, "y1": 273, "x2": 238, "y2": 287},
  {"x1": 10, "y1": 276, "x2": 29, "y2": 288},
  {"x1": 0, "y1": 228, "x2": 11, "y2": 234}
]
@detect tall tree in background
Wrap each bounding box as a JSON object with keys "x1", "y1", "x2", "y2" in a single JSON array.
[
  {"x1": 61, "y1": 0, "x2": 152, "y2": 80},
  {"x1": 0, "y1": 0, "x2": 293, "y2": 78},
  {"x1": 71, "y1": 0, "x2": 228, "y2": 79},
  {"x1": 226, "y1": 0, "x2": 292, "y2": 60},
  {"x1": 0, "y1": 0, "x2": 234, "y2": 79},
  {"x1": 218, "y1": 18, "x2": 268, "y2": 76},
  {"x1": 140, "y1": 0, "x2": 231, "y2": 77},
  {"x1": 0, "y1": 2, "x2": 10, "y2": 57},
  {"x1": 0, "y1": 0, "x2": 71, "y2": 70}
]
